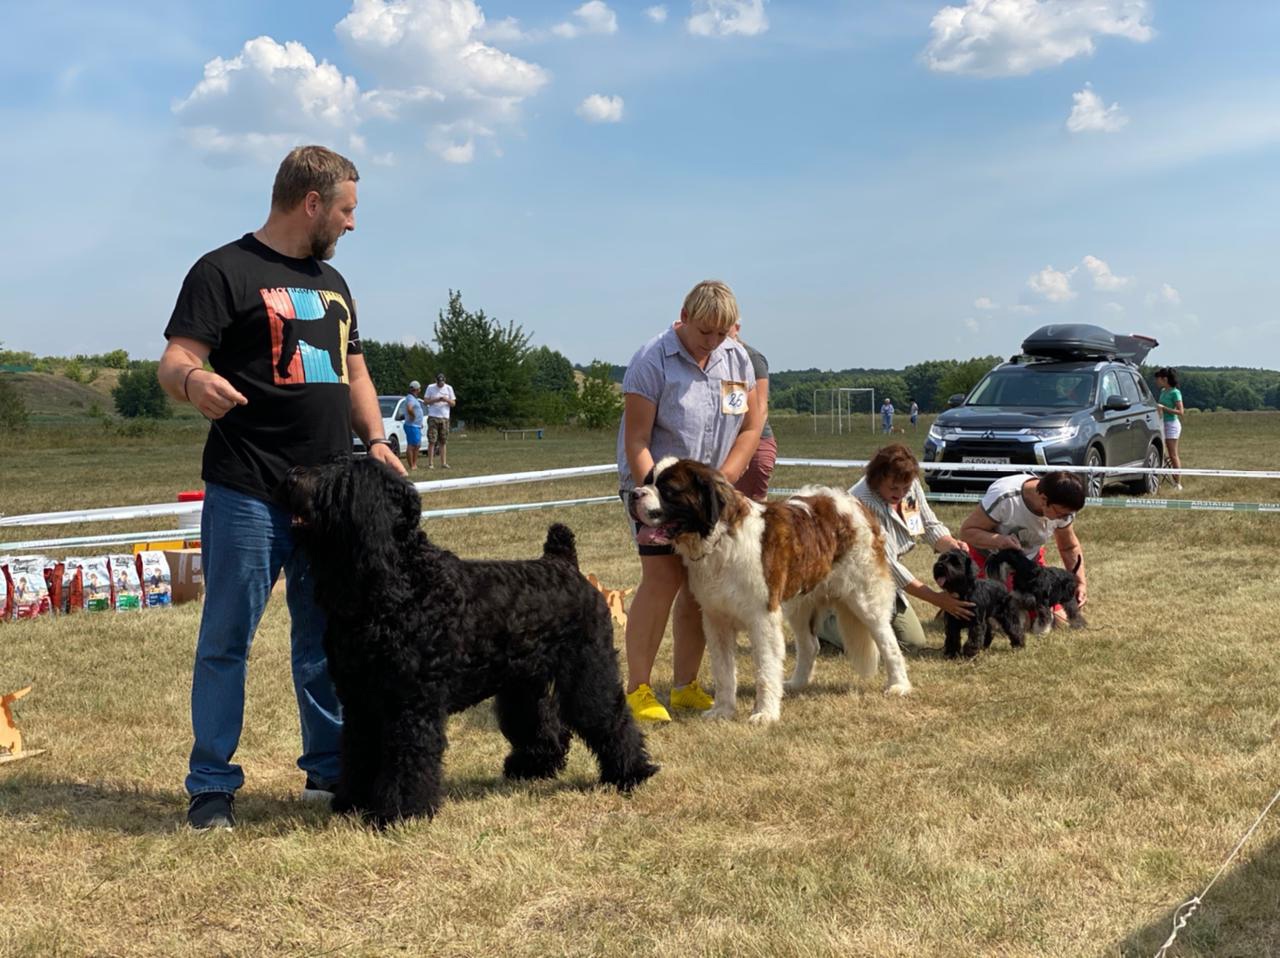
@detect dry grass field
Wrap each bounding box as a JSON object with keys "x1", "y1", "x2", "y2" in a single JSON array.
[{"x1": 1, "y1": 412, "x2": 1278, "y2": 957}]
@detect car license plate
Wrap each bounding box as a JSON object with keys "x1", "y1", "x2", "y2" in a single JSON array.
[{"x1": 962, "y1": 456, "x2": 1010, "y2": 464}]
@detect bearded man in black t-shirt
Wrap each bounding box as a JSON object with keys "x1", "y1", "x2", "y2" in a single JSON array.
[{"x1": 158, "y1": 145, "x2": 406, "y2": 831}]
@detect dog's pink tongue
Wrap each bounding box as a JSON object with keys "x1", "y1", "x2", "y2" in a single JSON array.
[{"x1": 935, "y1": 576, "x2": 947, "y2": 589}]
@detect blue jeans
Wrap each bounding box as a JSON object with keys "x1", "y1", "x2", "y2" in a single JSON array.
[{"x1": 186, "y1": 482, "x2": 342, "y2": 797}]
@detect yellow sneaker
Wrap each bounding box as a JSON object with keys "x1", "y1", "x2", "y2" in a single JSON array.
[
  {"x1": 627, "y1": 684, "x2": 671, "y2": 723},
  {"x1": 669, "y1": 680, "x2": 714, "y2": 711}
]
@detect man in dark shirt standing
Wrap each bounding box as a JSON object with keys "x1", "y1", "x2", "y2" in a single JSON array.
[{"x1": 158, "y1": 145, "x2": 405, "y2": 830}]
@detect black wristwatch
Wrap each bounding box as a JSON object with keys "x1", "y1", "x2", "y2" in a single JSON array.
[{"x1": 367, "y1": 438, "x2": 392, "y2": 449}]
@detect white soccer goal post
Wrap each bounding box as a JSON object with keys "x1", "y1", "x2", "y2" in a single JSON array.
[{"x1": 812, "y1": 387, "x2": 876, "y2": 434}]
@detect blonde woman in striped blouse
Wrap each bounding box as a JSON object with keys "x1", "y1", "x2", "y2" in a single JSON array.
[{"x1": 818, "y1": 444, "x2": 974, "y2": 650}]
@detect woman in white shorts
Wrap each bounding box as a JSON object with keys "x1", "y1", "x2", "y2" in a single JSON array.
[{"x1": 1154, "y1": 367, "x2": 1185, "y2": 490}]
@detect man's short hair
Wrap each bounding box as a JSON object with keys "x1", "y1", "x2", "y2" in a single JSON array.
[
  {"x1": 1040, "y1": 471, "x2": 1086, "y2": 511},
  {"x1": 865, "y1": 443, "x2": 919, "y2": 490},
  {"x1": 681, "y1": 280, "x2": 740, "y2": 333},
  {"x1": 271, "y1": 145, "x2": 360, "y2": 211}
]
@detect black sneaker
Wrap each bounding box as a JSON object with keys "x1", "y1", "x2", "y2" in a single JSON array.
[
  {"x1": 300, "y1": 778, "x2": 336, "y2": 805},
  {"x1": 187, "y1": 792, "x2": 235, "y2": 830}
]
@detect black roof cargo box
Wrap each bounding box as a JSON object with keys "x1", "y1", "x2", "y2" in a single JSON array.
[
  {"x1": 1021, "y1": 324, "x2": 1117, "y2": 360},
  {"x1": 1114, "y1": 333, "x2": 1158, "y2": 365}
]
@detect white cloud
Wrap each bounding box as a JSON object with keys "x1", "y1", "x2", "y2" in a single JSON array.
[
  {"x1": 964, "y1": 317, "x2": 980, "y2": 333},
  {"x1": 1146, "y1": 282, "x2": 1182, "y2": 307},
  {"x1": 176, "y1": 1, "x2": 550, "y2": 163},
  {"x1": 973, "y1": 296, "x2": 997, "y2": 309},
  {"x1": 337, "y1": 0, "x2": 548, "y2": 98},
  {"x1": 924, "y1": 0, "x2": 1153, "y2": 77},
  {"x1": 554, "y1": 2, "x2": 619, "y2": 38},
  {"x1": 477, "y1": 16, "x2": 526, "y2": 43},
  {"x1": 1067, "y1": 83, "x2": 1129, "y2": 133},
  {"x1": 1027, "y1": 265, "x2": 1077, "y2": 302},
  {"x1": 577, "y1": 93, "x2": 624, "y2": 123},
  {"x1": 174, "y1": 36, "x2": 363, "y2": 154},
  {"x1": 688, "y1": 0, "x2": 768, "y2": 37},
  {"x1": 1103, "y1": 301, "x2": 1125, "y2": 315},
  {"x1": 1081, "y1": 254, "x2": 1131, "y2": 290},
  {"x1": 437, "y1": 139, "x2": 475, "y2": 163},
  {"x1": 645, "y1": 5, "x2": 669, "y2": 23}
]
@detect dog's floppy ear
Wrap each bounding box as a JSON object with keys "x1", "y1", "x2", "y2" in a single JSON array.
[
  {"x1": 701, "y1": 473, "x2": 723, "y2": 530},
  {"x1": 962, "y1": 552, "x2": 977, "y2": 587}
]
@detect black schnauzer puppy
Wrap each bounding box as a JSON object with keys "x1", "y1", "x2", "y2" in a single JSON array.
[
  {"x1": 283, "y1": 457, "x2": 657, "y2": 827},
  {"x1": 986, "y1": 548, "x2": 1086, "y2": 635},
  {"x1": 932, "y1": 549, "x2": 1031, "y2": 658}
]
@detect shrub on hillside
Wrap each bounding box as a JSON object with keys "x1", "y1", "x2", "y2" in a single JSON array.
[
  {"x1": 0, "y1": 375, "x2": 29, "y2": 430},
  {"x1": 112, "y1": 362, "x2": 172, "y2": 419}
]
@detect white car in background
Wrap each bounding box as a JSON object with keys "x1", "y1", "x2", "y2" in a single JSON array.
[{"x1": 351, "y1": 395, "x2": 409, "y2": 457}]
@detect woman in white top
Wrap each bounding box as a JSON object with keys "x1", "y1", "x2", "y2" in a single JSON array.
[{"x1": 818, "y1": 444, "x2": 973, "y2": 650}]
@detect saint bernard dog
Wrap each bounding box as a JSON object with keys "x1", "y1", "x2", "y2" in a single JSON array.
[{"x1": 628, "y1": 457, "x2": 911, "y2": 724}]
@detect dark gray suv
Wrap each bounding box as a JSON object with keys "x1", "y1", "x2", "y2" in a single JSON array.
[{"x1": 923, "y1": 325, "x2": 1163, "y2": 497}]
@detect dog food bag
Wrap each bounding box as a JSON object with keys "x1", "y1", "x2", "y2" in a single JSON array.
[
  {"x1": 8, "y1": 555, "x2": 53, "y2": 620},
  {"x1": 137, "y1": 551, "x2": 173, "y2": 608},
  {"x1": 0, "y1": 556, "x2": 13, "y2": 621},
  {"x1": 109, "y1": 554, "x2": 143, "y2": 611},
  {"x1": 42, "y1": 557, "x2": 64, "y2": 615},
  {"x1": 76, "y1": 557, "x2": 113, "y2": 612},
  {"x1": 62, "y1": 559, "x2": 84, "y2": 614}
]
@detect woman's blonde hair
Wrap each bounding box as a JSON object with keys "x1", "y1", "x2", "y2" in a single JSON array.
[{"x1": 681, "y1": 280, "x2": 740, "y2": 333}]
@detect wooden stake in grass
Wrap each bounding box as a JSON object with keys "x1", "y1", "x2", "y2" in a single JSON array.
[
  {"x1": 585, "y1": 573, "x2": 633, "y2": 629},
  {"x1": 0, "y1": 685, "x2": 45, "y2": 764}
]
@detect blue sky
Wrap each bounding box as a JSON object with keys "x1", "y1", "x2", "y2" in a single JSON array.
[{"x1": 5, "y1": 0, "x2": 1279, "y2": 371}]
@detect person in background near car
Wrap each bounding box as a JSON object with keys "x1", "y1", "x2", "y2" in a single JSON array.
[
  {"x1": 403, "y1": 380, "x2": 424, "y2": 471},
  {"x1": 909, "y1": 400, "x2": 919, "y2": 430},
  {"x1": 728, "y1": 321, "x2": 776, "y2": 502},
  {"x1": 424, "y1": 372, "x2": 456, "y2": 469},
  {"x1": 1154, "y1": 367, "x2": 1184, "y2": 490},
  {"x1": 881, "y1": 397, "x2": 895, "y2": 434},
  {"x1": 958, "y1": 471, "x2": 1088, "y2": 613},
  {"x1": 817, "y1": 444, "x2": 974, "y2": 651},
  {"x1": 158, "y1": 145, "x2": 405, "y2": 831},
  {"x1": 617, "y1": 279, "x2": 764, "y2": 723}
]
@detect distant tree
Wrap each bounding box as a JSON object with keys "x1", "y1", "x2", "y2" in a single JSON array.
[
  {"x1": 359, "y1": 340, "x2": 412, "y2": 396},
  {"x1": 402, "y1": 343, "x2": 439, "y2": 394},
  {"x1": 101, "y1": 349, "x2": 130, "y2": 369},
  {"x1": 577, "y1": 360, "x2": 623, "y2": 429},
  {"x1": 903, "y1": 359, "x2": 958, "y2": 412},
  {"x1": 0, "y1": 375, "x2": 29, "y2": 430},
  {"x1": 1220, "y1": 381, "x2": 1261, "y2": 411},
  {"x1": 527, "y1": 346, "x2": 577, "y2": 397},
  {"x1": 935, "y1": 356, "x2": 1003, "y2": 404},
  {"x1": 1265, "y1": 382, "x2": 1280, "y2": 410},
  {"x1": 524, "y1": 346, "x2": 578, "y2": 425},
  {"x1": 112, "y1": 361, "x2": 172, "y2": 419},
  {"x1": 433, "y1": 290, "x2": 532, "y2": 427},
  {"x1": 63, "y1": 358, "x2": 85, "y2": 383}
]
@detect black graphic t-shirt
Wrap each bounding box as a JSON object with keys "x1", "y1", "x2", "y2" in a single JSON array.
[{"x1": 165, "y1": 234, "x2": 362, "y2": 502}]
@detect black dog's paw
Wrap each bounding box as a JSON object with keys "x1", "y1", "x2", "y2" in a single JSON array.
[
  {"x1": 608, "y1": 761, "x2": 660, "y2": 794},
  {"x1": 504, "y1": 750, "x2": 568, "y2": 781}
]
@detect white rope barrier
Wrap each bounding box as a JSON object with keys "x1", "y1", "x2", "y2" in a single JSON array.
[
  {"x1": 3, "y1": 457, "x2": 1278, "y2": 552},
  {"x1": 1153, "y1": 783, "x2": 1280, "y2": 957}
]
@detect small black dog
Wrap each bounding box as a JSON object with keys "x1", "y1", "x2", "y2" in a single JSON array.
[
  {"x1": 932, "y1": 549, "x2": 1031, "y2": 658},
  {"x1": 986, "y1": 548, "x2": 1086, "y2": 634},
  {"x1": 283, "y1": 457, "x2": 658, "y2": 827}
]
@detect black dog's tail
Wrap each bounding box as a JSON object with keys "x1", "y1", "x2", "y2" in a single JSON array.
[{"x1": 542, "y1": 523, "x2": 579, "y2": 567}]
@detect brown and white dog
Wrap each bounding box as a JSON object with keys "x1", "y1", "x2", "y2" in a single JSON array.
[{"x1": 628, "y1": 457, "x2": 911, "y2": 723}]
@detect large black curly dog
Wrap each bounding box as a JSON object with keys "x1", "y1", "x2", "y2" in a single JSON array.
[
  {"x1": 283, "y1": 457, "x2": 657, "y2": 826},
  {"x1": 986, "y1": 548, "x2": 1087, "y2": 634},
  {"x1": 932, "y1": 549, "x2": 1032, "y2": 658}
]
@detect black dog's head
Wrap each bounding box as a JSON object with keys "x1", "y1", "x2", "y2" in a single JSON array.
[
  {"x1": 933, "y1": 548, "x2": 976, "y2": 596},
  {"x1": 628, "y1": 456, "x2": 738, "y2": 545},
  {"x1": 281, "y1": 456, "x2": 424, "y2": 597}
]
